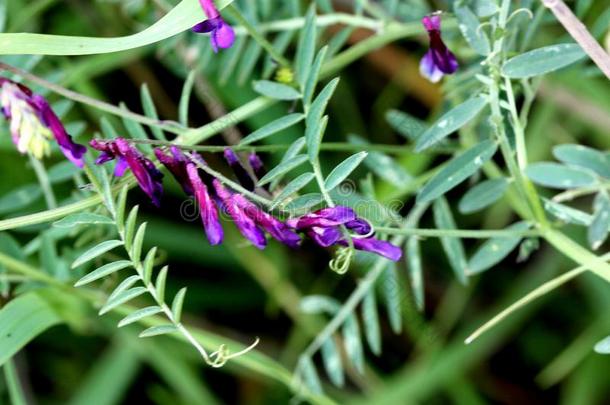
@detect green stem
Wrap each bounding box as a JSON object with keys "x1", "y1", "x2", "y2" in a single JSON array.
[
  {"x1": 466, "y1": 250, "x2": 610, "y2": 344},
  {"x1": 226, "y1": 5, "x2": 290, "y2": 67},
  {"x1": 29, "y1": 154, "x2": 57, "y2": 209},
  {"x1": 377, "y1": 227, "x2": 539, "y2": 239}
]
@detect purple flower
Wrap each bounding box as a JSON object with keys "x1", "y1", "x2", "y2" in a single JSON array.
[
  {"x1": 186, "y1": 163, "x2": 224, "y2": 245},
  {"x1": 289, "y1": 206, "x2": 402, "y2": 261},
  {"x1": 420, "y1": 14, "x2": 458, "y2": 83},
  {"x1": 213, "y1": 179, "x2": 267, "y2": 249},
  {"x1": 232, "y1": 193, "x2": 301, "y2": 248},
  {"x1": 0, "y1": 77, "x2": 86, "y2": 167},
  {"x1": 224, "y1": 148, "x2": 255, "y2": 191},
  {"x1": 192, "y1": 0, "x2": 235, "y2": 52},
  {"x1": 155, "y1": 146, "x2": 194, "y2": 195},
  {"x1": 90, "y1": 138, "x2": 163, "y2": 206},
  {"x1": 248, "y1": 152, "x2": 267, "y2": 180}
]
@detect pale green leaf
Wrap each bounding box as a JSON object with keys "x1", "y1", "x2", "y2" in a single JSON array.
[
  {"x1": 417, "y1": 140, "x2": 498, "y2": 204},
  {"x1": 253, "y1": 80, "x2": 301, "y2": 100},
  {"x1": 118, "y1": 306, "x2": 163, "y2": 328},
  {"x1": 240, "y1": 113, "x2": 305, "y2": 145},
  {"x1": 72, "y1": 240, "x2": 123, "y2": 269},
  {"x1": 74, "y1": 260, "x2": 132, "y2": 287},
  {"x1": 502, "y1": 44, "x2": 585, "y2": 78},
  {"x1": 458, "y1": 178, "x2": 509, "y2": 214},
  {"x1": 324, "y1": 152, "x2": 368, "y2": 191},
  {"x1": 415, "y1": 97, "x2": 488, "y2": 152}
]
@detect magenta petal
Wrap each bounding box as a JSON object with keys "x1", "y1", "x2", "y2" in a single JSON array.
[
  {"x1": 114, "y1": 158, "x2": 129, "y2": 177},
  {"x1": 155, "y1": 147, "x2": 193, "y2": 195},
  {"x1": 29, "y1": 94, "x2": 86, "y2": 167},
  {"x1": 248, "y1": 153, "x2": 267, "y2": 180},
  {"x1": 214, "y1": 21, "x2": 235, "y2": 50},
  {"x1": 115, "y1": 138, "x2": 164, "y2": 206},
  {"x1": 422, "y1": 15, "x2": 441, "y2": 31},
  {"x1": 345, "y1": 218, "x2": 372, "y2": 235},
  {"x1": 294, "y1": 206, "x2": 358, "y2": 229},
  {"x1": 213, "y1": 180, "x2": 266, "y2": 249},
  {"x1": 187, "y1": 164, "x2": 223, "y2": 245}
]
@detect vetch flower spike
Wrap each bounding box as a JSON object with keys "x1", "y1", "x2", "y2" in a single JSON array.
[
  {"x1": 192, "y1": 0, "x2": 235, "y2": 52},
  {"x1": 289, "y1": 206, "x2": 402, "y2": 261},
  {"x1": 420, "y1": 13, "x2": 459, "y2": 83},
  {"x1": 156, "y1": 147, "x2": 224, "y2": 245},
  {"x1": 91, "y1": 138, "x2": 163, "y2": 206},
  {"x1": 0, "y1": 77, "x2": 86, "y2": 167}
]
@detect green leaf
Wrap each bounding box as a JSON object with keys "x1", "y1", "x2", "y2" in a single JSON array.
[
  {"x1": 299, "y1": 357, "x2": 322, "y2": 394},
  {"x1": 140, "y1": 84, "x2": 166, "y2": 141},
  {"x1": 594, "y1": 336, "x2": 610, "y2": 354},
  {"x1": 305, "y1": 115, "x2": 328, "y2": 162},
  {"x1": 553, "y1": 144, "x2": 610, "y2": 179},
  {"x1": 142, "y1": 247, "x2": 157, "y2": 285},
  {"x1": 321, "y1": 338, "x2": 344, "y2": 387},
  {"x1": 155, "y1": 266, "x2": 169, "y2": 303},
  {"x1": 300, "y1": 295, "x2": 341, "y2": 314},
  {"x1": 544, "y1": 199, "x2": 592, "y2": 226},
  {"x1": 0, "y1": 0, "x2": 236, "y2": 55},
  {"x1": 406, "y1": 237, "x2": 424, "y2": 311},
  {"x1": 526, "y1": 162, "x2": 597, "y2": 189},
  {"x1": 433, "y1": 197, "x2": 469, "y2": 284},
  {"x1": 109, "y1": 276, "x2": 141, "y2": 302},
  {"x1": 72, "y1": 240, "x2": 124, "y2": 269},
  {"x1": 48, "y1": 161, "x2": 79, "y2": 183},
  {"x1": 303, "y1": 46, "x2": 328, "y2": 108},
  {"x1": 124, "y1": 205, "x2": 140, "y2": 253},
  {"x1": 0, "y1": 184, "x2": 42, "y2": 214},
  {"x1": 295, "y1": 5, "x2": 317, "y2": 88},
  {"x1": 502, "y1": 43, "x2": 586, "y2": 78},
  {"x1": 270, "y1": 172, "x2": 315, "y2": 209},
  {"x1": 118, "y1": 306, "x2": 163, "y2": 328},
  {"x1": 257, "y1": 155, "x2": 309, "y2": 186},
  {"x1": 240, "y1": 113, "x2": 305, "y2": 145},
  {"x1": 417, "y1": 140, "x2": 498, "y2": 204},
  {"x1": 415, "y1": 97, "x2": 488, "y2": 152},
  {"x1": 350, "y1": 135, "x2": 412, "y2": 187},
  {"x1": 270, "y1": 138, "x2": 306, "y2": 190},
  {"x1": 0, "y1": 292, "x2": 62, "y2": 367},
  {"x1": 179, "y1": 70, "x2": 196, "y2": 126},
  {"x1": 282, "y1": 193, "x2": 324, "y2": 213},
  {"x1": 131, "y1": 223, "x2": 147, "y2": 264},
  {"x1": 171, "y1": 287, "x2": 187, "y2": 323},
  {"x1": 305, "y1": 78, "x2": 340, "y2": 160},
  {"x1": 237, "y1": 41, "x2": 263, "y2": 86},
  {"x1": 458, "y1": 178, "x2": 509, "y2": 214},
  {"x1": 324, "y1": 152, "x2": 368, "y2": 191},
  {"x1": 139, "y1": 324, "x2": 178, "y2": 338},
  {"x1": 100, "y1": 287, "x2": 147, "y2": 315},
  {"x1": 74, "y1": 260, "x2": 132, "y2": 287},
  {"x1": 342, "y1": 314, "x2": 365, "y2": 374},
  {"x1": 454, "y1": 5, "x2": 490, "y2": 55},
  {"x1": 253, "y1": 80, "x2": 301, "y2": 100},
  {"x1": 468, "y1": 222, "x2": 530, "y2": 275},
  {"x1": 362, "y1": 288, "x2": 381, "y2": 355},
  {"x1": 386, "y1": 110, "x2": 427, "y2": 141},
  {"x1": 381, "y1": 263, "x2": 403, "y2": 333},
  {"x1": 588, "y1": 192, "x2": 610, "y2": 250},
  {"x1": 115, "y1": 185, "x2": 129, "y2": 234},
  {"x1": 53, "y1": 213, "x2": 114, "y2": 228}
]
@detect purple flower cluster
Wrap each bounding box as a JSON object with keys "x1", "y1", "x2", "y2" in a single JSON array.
[
  {"x1": 90, "y1": 141, "x2": 402, "y2": 261},
  {"x1": 420, "y1": 14, "x2": 458, "y2": 83},
  {"x1": 193, "y1": 0, "x2": 235, "y2": 52},
  {"x1": 0, "y1": 77, "x2": 87, "y2": 167}
]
